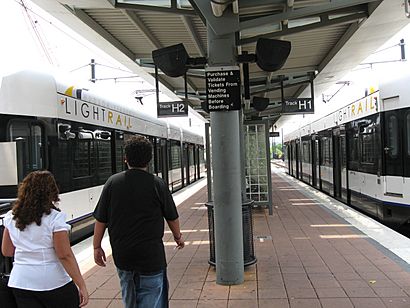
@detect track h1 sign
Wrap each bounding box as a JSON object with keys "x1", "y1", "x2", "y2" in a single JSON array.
[
  {"x1": 205, "y1": 66, "x2": 241, "y2": 111},
  {"x1": 281, "y1": 98, "x2": 314, "y2": 114}
]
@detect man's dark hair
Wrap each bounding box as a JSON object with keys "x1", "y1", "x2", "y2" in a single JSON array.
[{"x1": 124, "y1": 135, "x2": 153, "y2": 168}]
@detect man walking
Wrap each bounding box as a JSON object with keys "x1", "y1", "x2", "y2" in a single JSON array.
[{"x1": 93, "y1": 135, "x2": 184, "y2": 308}]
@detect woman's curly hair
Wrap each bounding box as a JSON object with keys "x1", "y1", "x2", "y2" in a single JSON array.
[{"x1": 12, "y1": 170, "x2": 60, "y2": 231}]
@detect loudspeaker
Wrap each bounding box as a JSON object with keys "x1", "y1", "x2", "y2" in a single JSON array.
[
  {"x1": 152, "y1": 44, "x2": 189, "y2": 77},
  {"x1": 201, "y1": 100, "x2": 209, "y2": 113},
  {"x1": 252, "y1": 96, "x2": 269, "y2": 111},
  {"x1": 256, "y1": 38, "x2": 291, "y2": 72}
]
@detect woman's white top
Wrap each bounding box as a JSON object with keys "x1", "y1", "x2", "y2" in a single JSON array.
[{"x1": 4, "y1": 209, "x2": 72, "y2": 291}]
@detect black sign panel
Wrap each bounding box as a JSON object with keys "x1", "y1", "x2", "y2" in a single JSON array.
[
  {"x1": 281, "y1": 98, "x2": 314, "y2": 114},
  {"x1": 157, "y1": 101, "x2": 188, "y2": 117},
  {"x1": 269, "y1": 132, "x2": 280, "y2": 137},
  {"x1": 206, "y1": 67, "x2": 241, "y2": 111}
]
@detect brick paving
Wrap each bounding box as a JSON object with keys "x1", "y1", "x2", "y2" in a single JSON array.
[{"x1": 79, "y1": 171, "x2": 410, "y2": 307}]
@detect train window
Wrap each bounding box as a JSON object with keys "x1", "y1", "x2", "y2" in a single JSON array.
[
  {"x1": 321, "y1": 137, "x2": 331, "y2": 166},
  {"x1": 9, "y1": 121, "x2": 44, "y2": 180},
  {"x1": 97, "y1": 140, "x2": 112, "y2": 183},
  {"x1": 199, "y1": 147, "x2": 205, "y2": 164},
  {"x1": 347, "y1": 126, "x2": 359, "y2": 170},
  {"x1": 360, "y1": 124, "x2": 377, "y2": 165},
  {"x1": 73, "y1": 140, "x2": 94, "y2": 178},
  {"x1": 302, "y1": 141, "x2": 310, "y2": 163},
  {"x1": 148, "y1": 137, "x2": 155, "y2": 174},
  {"x1": 169, "y1": 140, "x2": 181, "y2": 169},
  {"x1": 387, "y1": 115, "x2": 399, "y2": 158},
  {"x1": 321, "y1": 138, "x2": 325, "y2": 165},
  {"x1": 189, "y1": 146, "x2": 195, "y2": 166},
  {"x1": 31, "y1": 125, "x2": 43, "y2": 170},
  {"x1": 155, "y1": 138, "x2": 163, "y2": 176},
  {"x1": 340, "y1": 135, "x2": 346, "y2": 167},
  {"x1": 115, "y1": 131, "x2": 125, "y2": 172}
]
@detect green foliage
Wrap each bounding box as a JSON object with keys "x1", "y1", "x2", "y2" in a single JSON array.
[{"x1": 271, "y1": 143, "x2": 283, "y2": 159}]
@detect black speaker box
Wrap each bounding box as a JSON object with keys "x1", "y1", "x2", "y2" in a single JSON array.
[
  {"x1": 252, "y1": 96, "x2": 270, "y2": 111},
  {"x1": 152, "y1": 44, "x2": 188, "y2": 77},
  {"x1": 256, "y1": 38, "x2": 291, "y2": 72},
  {"x1": 201, "y1": 100, "x2": 209, "y2": 113}
]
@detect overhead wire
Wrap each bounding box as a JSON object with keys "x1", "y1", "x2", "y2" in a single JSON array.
[
  {"x1": 18, "y1": 0, "x2": 55, "y2": 65},
  {"x1": 12, "y1": 0, "x2": 120, "y2": 67}
]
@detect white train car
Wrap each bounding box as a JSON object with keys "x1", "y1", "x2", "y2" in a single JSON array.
[
  {"x1": 0, "y1": 70, "x2": 205, "y2": 243},
  {"x1": 284, "y1": 75, "x2": 410, "y2": 230}
]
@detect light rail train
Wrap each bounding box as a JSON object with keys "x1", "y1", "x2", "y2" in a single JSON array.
[
  {"x1": 284, "y1": 74, "x2": 410, "y2": 230},
  {"x1": 0, "y1": 70, "x2": 205, "y2": 243}
]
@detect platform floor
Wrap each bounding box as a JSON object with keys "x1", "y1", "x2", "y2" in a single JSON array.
[{"x1": 75, "y1": 167, "x2": 410, "y2": 308}]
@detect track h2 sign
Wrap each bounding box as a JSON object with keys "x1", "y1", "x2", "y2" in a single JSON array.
[
  {"x1": 157, "y1": 101, "x2": 188, "y2": 118},
  {"x1": 205, "y1": 66, "x2": 241, "y2": 111}
]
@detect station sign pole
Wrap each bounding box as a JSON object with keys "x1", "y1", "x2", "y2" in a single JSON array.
[{"x1": 206, "y1": 26, "x2": 244, "y2": 285}]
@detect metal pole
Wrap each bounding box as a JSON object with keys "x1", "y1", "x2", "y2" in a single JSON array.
[
  {"x1": 205, "y1": 122, "x2": 212, "y2": 202},
  {"x1": 400, "y1": 38, "x2": 406, "y2": 61},
  {"x1": 273, "y1": 127, "x2": 276, "y2": 159},
  {"x1": 208, "y1": 25, "x2": 244, "y2": 285},
  {"x1": 282, "y1": 127, "x2": 284, "y2": 161},
  {"x1": 239, "y1": 111, "x2": 247, "y2": 201},
  {"x1": 91, "y1": 59, "x2": 96, "y2": 83}
]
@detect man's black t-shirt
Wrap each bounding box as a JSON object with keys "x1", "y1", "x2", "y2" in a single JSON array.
[{"x1": 93, "y1": 169, "x2": 178, "y2": 272}]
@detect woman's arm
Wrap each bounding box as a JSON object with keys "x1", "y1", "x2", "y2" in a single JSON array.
[
  {"x1": 53, "y1": 231, "x2": 89, "y2": 307},
  {"x1": 1, "y1": 227, "x2": 15, "y2": 257}
]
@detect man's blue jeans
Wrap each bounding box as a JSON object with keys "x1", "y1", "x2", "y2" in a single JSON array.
[{"x1": 117, "y1": 268, "x2": 168, "y2": 308}]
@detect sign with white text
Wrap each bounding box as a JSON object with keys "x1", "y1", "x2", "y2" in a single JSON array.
[
  {"x1": 206, "y1": 67, "x2": 241, "y2": 111},
  {"x1": 157, "y1": 101, "x2": 188, "y2": 117},
  {"x1": 281, "y1": 98, "x2": 314, "y2": 114}
]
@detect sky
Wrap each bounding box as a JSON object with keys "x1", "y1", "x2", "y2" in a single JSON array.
[{"x1": 0, "y1": 1, "x2": 121, "y2": 78}]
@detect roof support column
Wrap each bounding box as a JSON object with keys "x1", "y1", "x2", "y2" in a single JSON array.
[{"x1": 207, "y1": 24, "x2": 244, "y2": 285}]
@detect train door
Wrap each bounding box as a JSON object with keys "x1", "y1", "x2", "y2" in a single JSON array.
[
  {"x1": 188, "y1": 144, "x2": 196, "y2": 183},
  {"x1": 332, "y1": 128, "x2": 342, "y2": 201},
  {"x1": 340, "y1": 126, "x2": 348, "y2": 204},
  {"x1": 314, "y1": 136, "x2": 322, "y2": 189},
  {"x1": 301, "y1": 137, "x2": 311, "y2": 184},
  {"x1": 155, "y1": 138, "x2": 164, "y2": 179},
  {"x1": 184, "y1": 144, "x2": 189, "y2": 185},
  {"x1": 184, "y1": 144, "x2": 191, "y2": 185},
  {"x1": 291, "y1": 141, "x2": 296, "y2": 177},
  {"x1": 311, "y1": 138, "x2": 316, "y2": 187},
  {"x1": 295, "y1": 140, "x2": 300, "y2": 179},
  {"x1": 383, "y1": 108, "x2": 403, "y2": 197},
  {"x1": 320, "y1": 131, "x2": 333, "y2": 195},
  {"x1": 312, "y1": 137, "x2": 320, "y2": 189},
  {"x1": 195, "y1": 146, "x2": 200, "y2": 179},
  {"x1": 403, "y1": 110, "x2": 410, "y2": 180},
  {"x1": 284, "y1": 143, "x2": 291, "y2": 174}
]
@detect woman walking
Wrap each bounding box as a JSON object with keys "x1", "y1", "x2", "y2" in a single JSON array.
[{"x1": 1, "y1": 170, "x2": 88, "y2": 307}]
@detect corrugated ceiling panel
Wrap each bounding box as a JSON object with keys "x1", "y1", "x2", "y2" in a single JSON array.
[
  {"x1": 136, "y1": 12, "x2": 198, "y2": 52},
  {"x1": 84, "y1": 9, "x2": 154, "y2": 56}
]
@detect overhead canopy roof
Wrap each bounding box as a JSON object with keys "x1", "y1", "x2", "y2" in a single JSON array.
[{"x1": 32, "y1": 0, "x2": 410, "y2": 125}]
